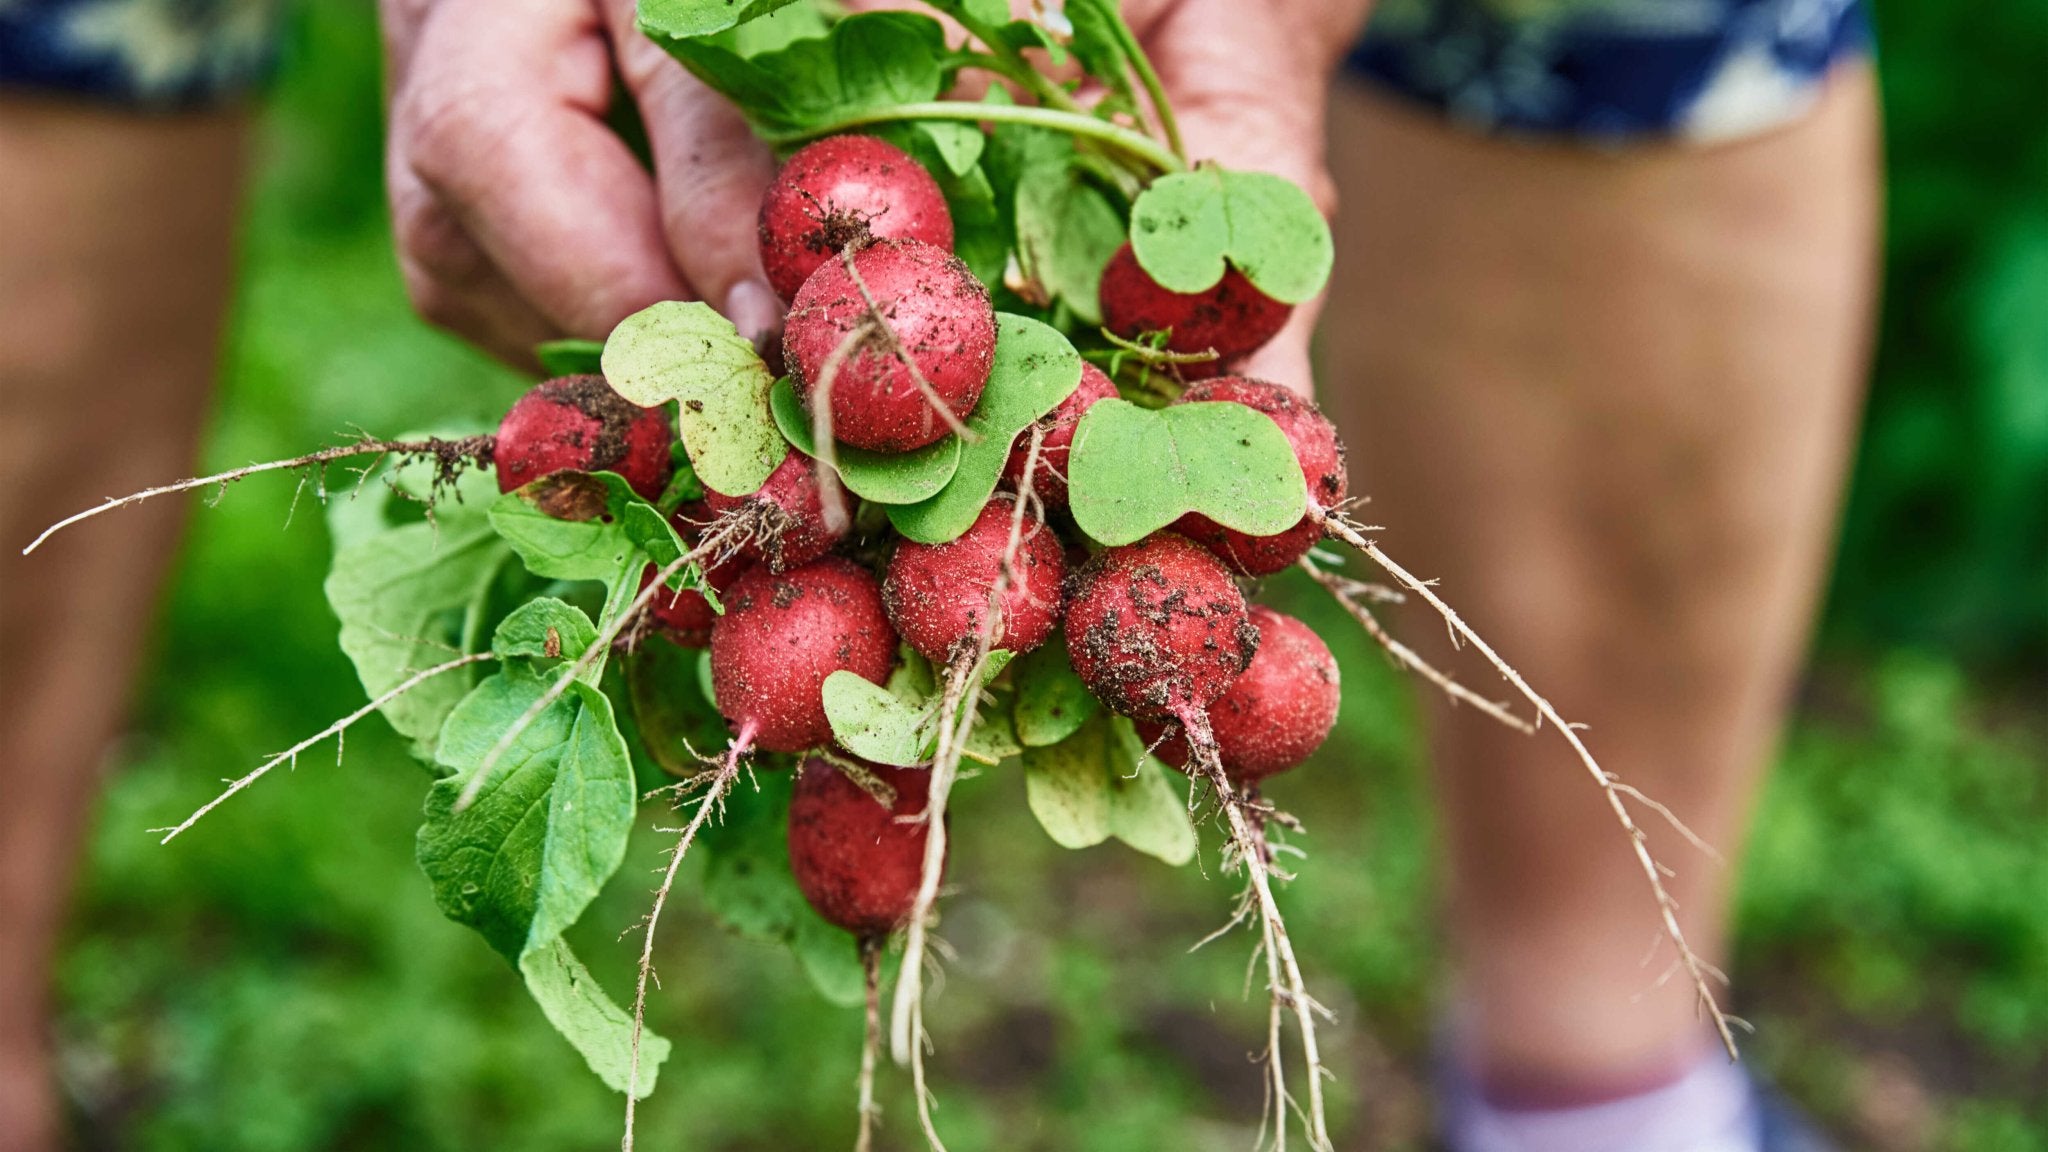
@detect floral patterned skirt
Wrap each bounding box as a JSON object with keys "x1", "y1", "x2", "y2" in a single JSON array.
[{"x1": 1349, "y1": 0, "x2": 1870, "y2": 144}]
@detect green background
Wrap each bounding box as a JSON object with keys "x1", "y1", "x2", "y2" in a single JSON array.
[{"x1": 56, "y1": 2, "x2": 2047, "y2": 1148}]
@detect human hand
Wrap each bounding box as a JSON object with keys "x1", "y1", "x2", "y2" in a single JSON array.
[{"x1": 381, "y1": 0, "x2": 782, "y2": 367}]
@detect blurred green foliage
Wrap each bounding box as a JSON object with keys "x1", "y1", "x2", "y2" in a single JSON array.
[
  {"x1": 1825, "y1": 0, "x2": 2048, "y2": 662},
  {"x1": 52, "y1": 1, "x2": 2048, "y2": 1148}
]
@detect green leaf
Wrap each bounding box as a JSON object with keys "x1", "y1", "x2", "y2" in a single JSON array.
[
  {"x1": 601, "y1": 301, "x2": 781, "y2": 498},
  {"x1": 1061, "y1": 0, "x2": 1137, "y2": 103},
  {"x1": 653, "y1": 12, "x2": 948, "y2": 139},
  {"x1": 770, "y1": 376, "x2": 962, "y2": 504},
  {"x1": 1012, "y1": 636, "x2": 1100, "y2": 746},
  {"x1": 1105, "y1": 716, "x2": 1196, "y2": 865},
  {"x1": 325, "y1": 488, "x2": 510, "y2": 756},
  {"x1": 1020, "y1": 713, "x2": 1194, "y2": 864},
  {"x1": 494, "y1": 598, "x2": 599, "y2": 662},
  {"x1": 888, "y1": 314, "x2": 1083, "y2": 542},
  {"x1": 919, "y1": 121, "x2": 986, "y2": 177},
  {"x1": 619, "y1": 500, "x2": 688, "y2": 568},
  {"x1": 1128, "y1": 167, "x2": 1332, "y2": 305},
  {"x1": 698, "y1": 769, "x2": 886, "y2": 1007},
  {"x1": 535, "y1": 338, "x2": 606, "y2": 377},
  {"x1": 1021, "y1": 714, "x2": 1113, "y2": 849},
  {"x1": 624, "y1": 636, "x2": 730, "y2": 777},
  {"x1": 1068, "y1": 399, "x2": 1306, "y2": 546},
  {"x1": 419, "y1": 665, "x2": 637, "y2": 956},
  {"x1": 1015, "y1": 162, "x2": 1125, "y2": 325},
  {"x1": 416, "y1": 665, "x2": 666, "y2": 1093},
  {"x1": 822, "y1": 652, "x2": 1017, "y2": 766},
  {"x1": 922, "y1": 0, "x2": 1009, "y2": 28},
  {"x1": 519, "y1": 938, "x2": 672, "y2": 1098},
  {"x1": 822, "y1": 671, "x2": 932, "y2": 766},
  {"x1": 488, "y1": 472, "x2": 641, "y2": 583},
  {"x1": 637, "y1": 0, "x2": 802, "y2": 40}
]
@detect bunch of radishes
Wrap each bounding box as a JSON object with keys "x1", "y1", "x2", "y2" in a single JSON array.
[{"x1": 488, "y1": 128, "x2": 1346, "y2": 950}]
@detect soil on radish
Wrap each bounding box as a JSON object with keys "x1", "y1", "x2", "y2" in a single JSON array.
[
  {"x1": 759, "y1": 134, "x2": 955, "y2": 302},
  {"x1": 494, "y1": 375, "x2": 672, "y2": 500},
  {"x1": 1063, "y1": 533, "x2": 1258, "y2": 722},
  {"x1": 709, "y1": 556, "x2": 898, "y2": 754},
  {"x1": 787, "y1": 756, "x2": 938, "y2": 936}
]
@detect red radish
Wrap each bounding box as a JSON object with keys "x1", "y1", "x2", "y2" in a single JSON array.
[
  {"x1": 1137, "y1": 606, "x2": 1339, "y2": 784},
  {"x1": 702, "y1": 448, "x2": 847, "y2": 572},
  {"x1": 638, "y1": 551, "x2": 746, "y2": 649},
  {"x1": 783, "y1": 239, "x2": 996, "y2": 454},
  {"x1": 709, "y1": 556, "x2": 898, "y2": 754},
  {"x1": 787, "y1": 757, "x2": 938, "y2": 937},
  {"x1": 999, "y1": 361, "x2": 1118, "y2": 509},
  {"x1": 1171, "y1": 377, "x2": 1348, "y2": 576},
  {"x1": 1063, "y1": 532, "x2": 1257, "y2": 723},
  {"x1": 1098, "y1": 242, "x2": 1290, "y2": 376},
  {"x1": 882, "y1": 496, "x2": 1066, "y2": 664},
  {"x1": 494, "y1": 375, "x2": 673, "y2": 500},
  {"x1": 758, "y1": 135, "x2": 955, "y2": 303}
]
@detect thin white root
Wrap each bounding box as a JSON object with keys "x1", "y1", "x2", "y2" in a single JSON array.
[
  {"x1": 1182, "y1": 709, "x2": 1334, "y2": 1152},
  {"x1": 885, "y1": 429, "x2": 1045, "y2": 1150},
  {"x1": 153, "y1": 651, "x2": 493, "y2": 844},
  {"x1": 808, "y1": 318, "x2": 871, "y2": 537},
  {"x1": 455, "y1": 510, "x2": 763, "y2": 814},
  {"x1": 22, "y1": 434, "x2": 491, "y2": 555},
  {"x1": 856, "y1": 938, "x2": 883, "y2": 1152},
  {"x1": 1318, "y1": 512, "x2": 1741, "y2": 1059},
  {"x1": 622, "y1": 729, "x2": 753, "y2": 1151},
  {"x1": 1298, "y1": 556, "x2": 1534, "y2": 734}
]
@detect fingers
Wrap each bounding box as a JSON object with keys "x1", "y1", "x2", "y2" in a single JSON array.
[
  {"x1": 387, "y1": 0, "x2": 687, "y2": 353},
  {"x1": 607, "y1": 4, "x2": 781, "y2": 348}
]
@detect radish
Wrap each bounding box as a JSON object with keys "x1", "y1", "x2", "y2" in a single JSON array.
[
  {"x1": 758, "y1": 135, "x2": 955, "y2": 303},
  {"x1": 1171, "y1": 376, "x2": 1348, "y2": 576},
  {"x1": 999, "y1": 361, "x2": 1119, "y2": 509},
  {"x1": 1062, "y1": 532, "x2": 1257, "y2": 724},
  {"x1": 787, "y1": 757, "x2": 938, "y2": 937},
  {"x1": 709, "y1": 556, "x2": 898, "y2": 755},
  {"x1": 1097, "y1": 243, "x2": 1291, "y2": 376},
  {"x1": 783, "y1": 238, "x2": 997, "y2": 454},
  {"x1": 1137, "y1": 606, "x2": 1339, "y2": 784},
  {"x1": 638, "y1": 549, "x2": 746, "y2": 649},
  {"x1": 494, "y1": 375, "x2": 673, "y2": 500},
  {"x1": 882, "y1": 496, "x2": 1066, "y2": 664},
  {"x1": 701, "y1": 447, "x2": 848, "y2": 572}
]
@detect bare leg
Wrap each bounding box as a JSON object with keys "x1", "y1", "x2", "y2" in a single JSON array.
[
  {"x1": 1319, "y1": 70, "x2": 1880, "y2": 1093},
  {"x1": 0, "y1": 99, "x2": 247, "y2": 1148}
]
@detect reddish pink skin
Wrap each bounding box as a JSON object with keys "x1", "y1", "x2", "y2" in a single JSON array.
[
  {"x1": 759, "y1": 135, "x2": 955, "y2": 302},
  {"x1": 639, "y1": 553, "x2": 747, "y2": 649},
  {"x1": 1137, "y1": 607, "x2": 1340, "y2": 785},
  {"x1": 709, "y1": 557, "x2": 899, "y2": 754},
  {"x1": 784, "y1": 239, "x2": 996, "y2": 453},
  {"x1": 494, "y1": 375, "x2": 673, "y2": 501},
  {"x1": 788, "y1": 757, "x2": 937, "y2": 936},
  {"x1": 703, "y1": 449, "x2": 847, "y2": 572},
  {"x1": 1097, "y1": 243, "x2": 1291, "y2": 376},
  {"x1": 1062, "y1": 533, "x2": 1257, "y2": 722},
  {"x1": 1169, "y1": 376, "x2": 1349, "y2": 576},
  {"x1": 999, "y1": 361, "x2": 1119, "y2": 509},
  {"x1": 882, "y1": 497, "x2": 1066, "y2": 664}
]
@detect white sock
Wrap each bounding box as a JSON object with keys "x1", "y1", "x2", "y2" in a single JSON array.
[{"x1": 1441, "y1": 1049, "x2": 1763, "y2": 1152}]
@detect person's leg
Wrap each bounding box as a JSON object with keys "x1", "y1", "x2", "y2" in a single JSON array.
[
  {"x1": 1318, "y1": 65, "x2": 1879, "y2": 1104},
  {"x1": 0, "y1": 99, "x2": 248, "y2": 1148}
]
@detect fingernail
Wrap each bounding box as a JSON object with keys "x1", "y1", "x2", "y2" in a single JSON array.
[{"x1": 726, "y1": 279, "x2": 784, "y2": 357}]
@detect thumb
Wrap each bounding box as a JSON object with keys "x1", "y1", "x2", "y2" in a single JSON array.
[{"x1": 608, "y1": 5, "x2": 782, "y2": 349}]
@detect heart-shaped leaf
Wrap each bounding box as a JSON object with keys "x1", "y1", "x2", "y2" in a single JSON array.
[
  {"x1": 888, "y1": 313, "x2": 1082, "y2": 543},
  {"x1": 822, "y1": 652, "x2": 1015, "y2": 766},
  {"x1": 1012, "y1": 637, "x2": 1099, "y2": 747},
  {"x1": 1021, "y1": 713, "x2": 1195, "y2": 864},
  {"x1": 601, "y1": 301, "x2": 781, "y2": 498},
  {"x1": 770, "y1": 376, "x2": 962, "y2": 504},
  {"x1": 1129, "y1": 167, "x2": 1332, "y2": 305},
  {"x1": 1067, "y1": 399, "x2": 1306, "y2": 546}
]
